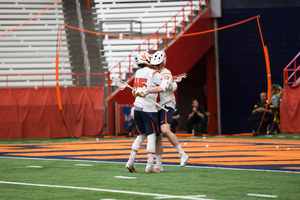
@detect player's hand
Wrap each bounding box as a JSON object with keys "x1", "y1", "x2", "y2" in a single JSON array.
[
  {"x1": 166, "y1": 82, "x2": 178, "y2": 92},
  {"x1": 132, "y1": 90, "x2": 137, "y2": 97},
  {"x1": 134, "y1": 87, "x2": 148, "y2": 97}
]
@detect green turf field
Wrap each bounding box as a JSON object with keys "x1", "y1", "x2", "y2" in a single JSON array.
[
  {"x1": 0, "y1": 157, "x2": 299, "y2": 200},
  {"x1": 0, "y1": 135, "x2": 300, "y2": 200}
]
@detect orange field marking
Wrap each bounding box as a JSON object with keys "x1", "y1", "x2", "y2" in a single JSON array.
[{"x1": 1, "y1": 138, "x2": 300, "y2": 172}]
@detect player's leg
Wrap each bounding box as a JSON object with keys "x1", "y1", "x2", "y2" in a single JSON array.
[
  {"x1": 144, "y1": 112, "x2": 159, "y2": 173},
  {"x1": 145, "y1": 133, "x2": 159, "y2": 173},
  {"x1": 126, "y1": 134, "x2": 146, "y2": 172},
  {"x1": 160, "y1": 107, "x2": 189, "y2": 167},
  {"x1": 155, "y1": 132, "x2": 164, "y2": 172},
  {"x1": 126, "y1": 110, "x2": 146, "y2": 172}
]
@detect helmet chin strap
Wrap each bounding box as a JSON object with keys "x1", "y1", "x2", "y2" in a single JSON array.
[
  {"x1": 158, "y1": 62, "x2": 166, "y2": 72},
  {"x1": 158, "y1": 66, "x2": 163, "y2": 73}
]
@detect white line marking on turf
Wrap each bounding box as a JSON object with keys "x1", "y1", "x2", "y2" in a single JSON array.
[
  {"x1": 247, "y1": 194, "x2": 277, "y2": 198},
  {"x1": 74, "y1": 164, "x2": 93, "y2": 167},
  {"x1": 0, "y1": 181, "x2": 214, "y2": 200},
  {"x1": 114, "y1": 176, "x2": 137, "y2": 179},
  {"x1": 155, "y1": 195, "x2": 207, "y2": 199},
  {"x1": 101, "y1": 199, "x2": 118, "y2": 200},
  {"x1": 2, "y1": 156, "x2": 300, "y2": 174},
  {"x1": 26, "y1": 166, "x2": 43, "y2": 168}
]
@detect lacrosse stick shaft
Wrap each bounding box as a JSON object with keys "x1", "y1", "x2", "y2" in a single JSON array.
[
  {"x1": 125, "y1": 84, "x2": 168, "y2": 112},
  {"x1": 112, "y1": 77, "x2": 169, "y2": 112},
  {"x1": 145, "y1": 96, "x2": 168, "y2": 112}
]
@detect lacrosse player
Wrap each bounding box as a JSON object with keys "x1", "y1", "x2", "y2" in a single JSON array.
[
  {"x1": 125, "y1": 52, "x2": 162, "y2": 173},
  {"x1": 134, "y1": 51, "x2": 189, "y2": 172}
]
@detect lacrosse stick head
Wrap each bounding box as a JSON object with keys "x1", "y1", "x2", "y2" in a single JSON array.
[
  {"x1": 173, "y1": 73, "x2": 188, "y2": 82},
  {"x1": 111, "y1": 77, "x2": 126, "y2": 90}
]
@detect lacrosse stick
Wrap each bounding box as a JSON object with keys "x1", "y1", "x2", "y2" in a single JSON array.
[
  {"x1": 173, "y1": 73, "x2": 188, "y2": 82},
  {"x1": 112, "y1": 77, "x2": 168, "y2": 112}
]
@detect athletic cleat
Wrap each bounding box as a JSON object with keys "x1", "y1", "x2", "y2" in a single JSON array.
[
  {"x1": 180, "y1": 153, "x2": 189, "y2": 167},
  {"x1": 125, "y1": 162, "x2": 137, "y2": 173},
  {"x1": 145, "y1": 166, "x2": 160, "y2": 173},
  {"x1": 155, "y1": 164, "x2": 164, "y2": 172}
]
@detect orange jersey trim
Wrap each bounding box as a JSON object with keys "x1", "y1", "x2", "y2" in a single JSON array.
[{"x1": 162, "y1": 72, "x2": 172, "y2": 76}]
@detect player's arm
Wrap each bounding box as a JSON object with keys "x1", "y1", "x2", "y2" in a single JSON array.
[
  {"x1": 145, "y1": 72, "x2": 174, "y2": 93},
  {"x1": 134, "y1": 72, "x2": 176, "y2": 96},
  {"x1": 147, "y1": 80, "x2": 177, "y2": 93}
]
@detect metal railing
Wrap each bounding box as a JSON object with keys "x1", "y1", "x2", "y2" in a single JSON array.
[
  {"x1": 283, "y1": 52, "x2": 300, "y2": 85},
  {"x1": 1, "y1": 0, "x2": 209, "y2": 96},
  {"x1": 105, "y1": 0, "x2": 209, "y2": 96},
  {"x1": 0, "y1": 73, "x2": 106, "y2": 89}
]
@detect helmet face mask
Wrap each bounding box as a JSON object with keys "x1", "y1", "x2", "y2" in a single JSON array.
[
  {"x1": 150, "y1": 51, "x2": 166, "y2": 72},
  {"x1": 135, "y1": 52, "x2": 151, "y2": 68}
]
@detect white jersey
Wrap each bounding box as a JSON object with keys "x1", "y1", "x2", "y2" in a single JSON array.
[
  {"x1": 133, "y1": 67, "x2": 162, "y2": 112},
  {"x1": 157, "y1": 68, "x2": 176, "y2": 110}
]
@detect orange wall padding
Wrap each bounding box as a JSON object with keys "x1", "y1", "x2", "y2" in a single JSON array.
[
  {"x1": 0, "y1": 87, "x2": 105, "y2": 139},
  {"x1": 281, "y1": 85, "x2": 300, "y2": 134}
]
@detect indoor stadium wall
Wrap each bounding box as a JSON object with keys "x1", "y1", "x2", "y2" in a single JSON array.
[
  {"x1": 0, "y1": 87, "x2": 105, "y2": 139},
  {"x1": 218, "y1": 4, "x2": 300, "y2": 134}
]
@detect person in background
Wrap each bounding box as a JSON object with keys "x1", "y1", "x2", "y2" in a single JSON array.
[
  {"x1": 186, "y1": 99, "x2": 207, "y2": 135},
  {"x1": 171, "y1": 106, "x2": 181, "y2": 133},
  {"x1": 247, "y1": 92, "x2": 274, "y2": 136},
  {"x1": 125, "y1": 106, "x2": 135, "y2": 136}
]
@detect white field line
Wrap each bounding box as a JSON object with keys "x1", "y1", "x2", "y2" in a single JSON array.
[
  {"x1": 74, "y1": 164, "x2": 93, "y2": 166},
  {"x1": 0, "y1": 181, "x2": 213, "y2": 200},
  {"x1": 183, "y1": 139, "x2": 300, "y2": 145},
  {"x1": 155, "y1": 195, "x2": 207, "y2": 199},
  {"x1": 26, "y1": 166, "x2": 43, "y2": 168},
  {"x1": 114, "y1": 175, "x2": 137, "y2": 179},
  {"x1": 1, "y1": 156, "x2": 300, "y2": 174},
  {"x1": 247, "y1": 193, "x2": 277, "y2": 198}
]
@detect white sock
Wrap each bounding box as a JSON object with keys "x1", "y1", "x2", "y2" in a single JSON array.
[
  {"x1": 156, "y1": 155, "x2": 162, "y2": 166},
  {"x1": 147, "y1": 153, "x2": 154, "y2": 167},
  {"x1": 175, "y1": 144, "x2": 185, "y2": 156},
  {"x1": 129, "y1": 150, "x2": 137, "y2": 163}
]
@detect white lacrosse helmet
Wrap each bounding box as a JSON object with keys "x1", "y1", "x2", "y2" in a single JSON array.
[
  {"x1": 135, "y1": 52, "x2": 151, "y2": 68},
  {"x1": 150, "y1": 51, "x2": 166, "y2": 72}
]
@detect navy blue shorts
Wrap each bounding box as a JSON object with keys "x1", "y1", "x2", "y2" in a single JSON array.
[
  {"x1": 158, "y1": 106, "x2": 174, "y2": 126},
  {"x1": 134, "y1": 110, "x2": 159, "y2": 136}
]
